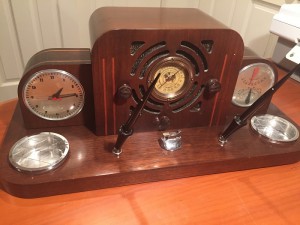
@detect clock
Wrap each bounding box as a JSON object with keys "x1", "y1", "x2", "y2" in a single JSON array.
[
  {"x1": 22, "y1": 69, "x2": 85, "y2": 120},
  {"x1": 17, "y1": 48, "x2": 94, "y2": 129}
]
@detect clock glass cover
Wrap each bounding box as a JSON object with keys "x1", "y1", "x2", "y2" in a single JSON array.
[{"x1": 23, "y1": 69, "x2": 85, "y2": 120}]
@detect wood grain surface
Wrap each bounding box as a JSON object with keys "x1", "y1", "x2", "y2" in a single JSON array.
[{"x1": 1, "y1": 67, "x2": 300, "y2": 224}]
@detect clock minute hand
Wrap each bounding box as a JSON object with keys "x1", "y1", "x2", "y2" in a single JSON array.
[
  {"x1": 48, "y1": 91, "x2": 78, "y2": 101},
  {"x1": 57, "y1": 93, "x2": 78, "y2": 98}
]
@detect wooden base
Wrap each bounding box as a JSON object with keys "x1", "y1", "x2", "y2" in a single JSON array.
[{"x1": 1, "y1": 103, "x2": 300, "y2": 198}]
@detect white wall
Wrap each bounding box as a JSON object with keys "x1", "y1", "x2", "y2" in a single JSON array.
[{"x1": 0, "y1": 0, "x2": 297, "y2": 101}]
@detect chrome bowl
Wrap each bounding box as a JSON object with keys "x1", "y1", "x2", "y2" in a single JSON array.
[
  {"x1": 9, "y1": 132, "x2": 69, "y2": 173},
  {"x1": 251, "y1": 114, "x2": 299, "y2": 143}
]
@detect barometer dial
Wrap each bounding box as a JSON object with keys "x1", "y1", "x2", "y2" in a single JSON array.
[
  {"x1": 232, "y1": 63, "x2": 276, "y2": 107},
  {"x1": 23, "y1": 69, "x2": 85, "y2": 120}
]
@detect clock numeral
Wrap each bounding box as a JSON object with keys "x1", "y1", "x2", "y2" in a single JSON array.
[
  {"x1": 50, "y1": 76, "x2": 55, "y2": 79},
  {"x1": 32, "y1": 86, "x2": 36, "y2": 89}
]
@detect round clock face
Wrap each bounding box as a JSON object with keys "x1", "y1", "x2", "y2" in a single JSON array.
[
  {"x1": 148, "y1": 57, "x2": 194, "y2": 101},
  {"x1": 232, "y1": 63, "x2": 276, "y2": 107},
  {"x1": 22, "y1": 69, "x2": 85, "y2": 120}
]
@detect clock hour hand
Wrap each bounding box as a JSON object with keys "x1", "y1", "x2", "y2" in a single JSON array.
[{"x1": 50, "y1": 88, "x2": 63, "y2": 99}]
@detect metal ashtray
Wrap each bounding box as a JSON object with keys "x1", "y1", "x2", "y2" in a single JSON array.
[
  {"x1": 9, "y1": 132, "x2": 69, "y2": 173},
  {"x1": 250, "y1": 114, "x2": 299, "y2": 143}
]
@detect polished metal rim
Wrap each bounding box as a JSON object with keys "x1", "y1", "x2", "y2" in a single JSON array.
[
  {"x1": 251, "y1": 114, "x2": 299, "y2": 143},
  {"x1": 9, "y1": 132, "x2": 69, "y2": 173}
]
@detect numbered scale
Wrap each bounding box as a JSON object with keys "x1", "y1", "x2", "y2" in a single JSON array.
[
  {"x1": 149, "y1": 57, "x2": 194, "y2": 101},
  {"x1": 232, "y1": 63, "x2": 276, "y2": 107}
]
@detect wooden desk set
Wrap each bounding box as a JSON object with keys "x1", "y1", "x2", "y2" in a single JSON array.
[{"x1": 1, "y1": 7, "x2": 299, "y2": 198}]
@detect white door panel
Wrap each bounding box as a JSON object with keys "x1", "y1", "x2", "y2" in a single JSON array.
[{"x1": 0, "y1": 0, "x2": 23, "y2": 101}]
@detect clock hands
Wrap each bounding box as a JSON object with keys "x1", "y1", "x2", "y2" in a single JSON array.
[
  {"x1": 51, "y1": 88, "x2": 63, "y2": 99},
  {"x1": 48, "y1": 93, "x2": 78, "y2": 100},
  {"x1": 48, "y1": 88, "x2": 78, "y2": 100},
  {"x1": 30, "y1": 93, "x2": 78, "y2": 101}
]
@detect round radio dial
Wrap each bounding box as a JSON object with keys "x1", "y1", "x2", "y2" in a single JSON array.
[{"x1": 148, "y1": 57, "x2": 194, "y2": 101}]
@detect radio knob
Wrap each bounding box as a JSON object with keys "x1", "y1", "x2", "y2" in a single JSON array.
[
  {"x1": 117, "y1": 84, "x2": 132, "y2": 99},
  {"x1": 206, "y1": 79, "x2": 221, "y2": 94}
]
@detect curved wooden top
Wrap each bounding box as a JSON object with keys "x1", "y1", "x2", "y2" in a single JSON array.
[
  {"x1": 23, "y1": 48, "x2": 91, "y2": 75},
  {"x1": 89, "y1": 7, "x2": 233, "y2": 47},
  {"x1": 1, "y1": 67, "x2": 300, "y2": 224}
]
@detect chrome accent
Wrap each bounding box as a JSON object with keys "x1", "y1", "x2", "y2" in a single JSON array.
[{"x1": 159, "y1": 130, "x2": 182, "y2": 151}]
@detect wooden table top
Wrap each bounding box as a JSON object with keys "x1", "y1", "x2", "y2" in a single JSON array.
[{"x1": 1, "y1": 67, "x2": 300, "y2": 225}]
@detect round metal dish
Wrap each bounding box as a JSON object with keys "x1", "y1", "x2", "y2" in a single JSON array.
[
  {"x1": 251, "y1": 114, "x2": 299, "y2": 143},
  {"x1": 9, "y1": 132, "x2": 69, "y2": 173}
]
